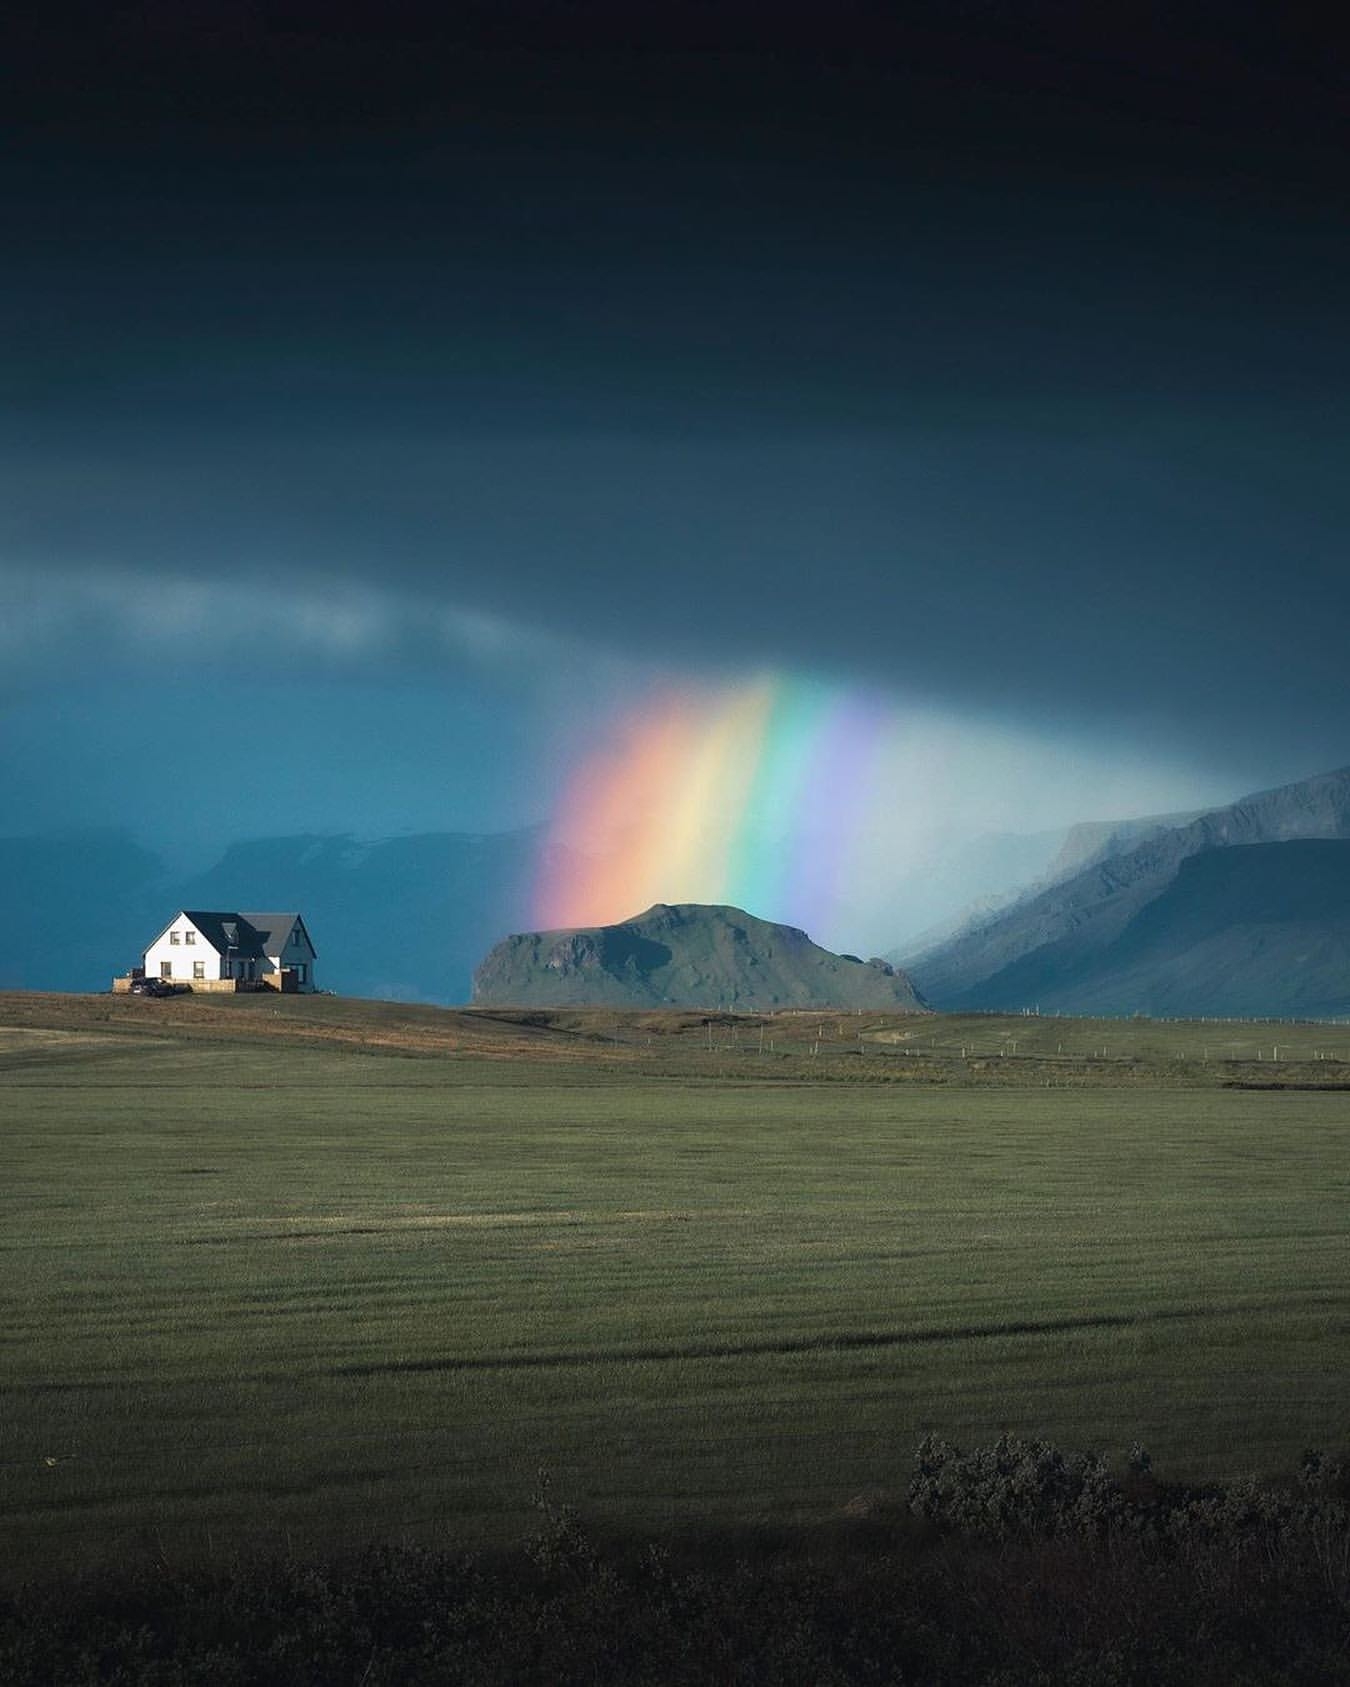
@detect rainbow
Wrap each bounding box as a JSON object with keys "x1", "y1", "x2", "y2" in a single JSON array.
[{"x1": 534, "y1": 673, "x2": 921, "y2": 945}]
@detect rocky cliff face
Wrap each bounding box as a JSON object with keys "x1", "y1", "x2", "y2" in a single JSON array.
[{"x1": 473, "y1": 903, "x2": 929, "y2": 1011}]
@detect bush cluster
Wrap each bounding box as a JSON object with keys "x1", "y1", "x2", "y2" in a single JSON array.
[
  {"x1": 3, "y1": 1444, "x2": 1347, "y2": 1685},
  {"x1": 909, "y1": 1434, "x2": 1349, "y2": 1551}
]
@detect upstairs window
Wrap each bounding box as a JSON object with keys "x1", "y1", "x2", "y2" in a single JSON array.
[
  {"x1": 169, "y1": 930, "x2": 180, "y2": 945},
  {"x1": 184, "y1": 930, "x2": 195, "y2": 945}
]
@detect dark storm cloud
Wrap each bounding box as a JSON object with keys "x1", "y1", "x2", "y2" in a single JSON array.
[{"x1": 3, "y1": 4, "x2": 1347, "y2": 777}]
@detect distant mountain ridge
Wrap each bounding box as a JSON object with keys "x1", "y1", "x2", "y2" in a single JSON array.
[
  {"x1": 908, "y1": 766, "x2": 1350, "y2": 1014},
  {"x1": 7, "y1": 763, "x2": 1349, "y2": 1017},
  {"x1": 0, "y1": 826, "x2": 549, "y2": 1002},
  {"x1": 0, "y1": 831, "x2": 166, "y2": 993},
  {"x1": 473, "y1": 903, "x2": 929, "y2": 1011},
  {"x1": 174, "y1": 830, "x2": 547, "y2": 1003}
]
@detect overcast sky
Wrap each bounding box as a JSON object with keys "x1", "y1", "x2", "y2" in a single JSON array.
[{"x1": 2, "y1": 3, "x2": 1346, "y2": 871}]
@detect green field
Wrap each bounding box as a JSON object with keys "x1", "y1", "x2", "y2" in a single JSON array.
[{"x1": 2, "y1": 999, "x2": 1348, "y2": 1581}]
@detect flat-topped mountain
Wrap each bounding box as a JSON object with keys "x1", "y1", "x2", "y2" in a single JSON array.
[{"x1": 472, "y1": 903, "x2": 929, "y2": 1011}]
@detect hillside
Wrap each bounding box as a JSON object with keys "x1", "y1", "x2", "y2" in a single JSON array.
[
  {"x1": 908, "y1": 765, "x2": 1350, "y2": 1009},
  {"x1": 950, "y1": 840, "x2": 1350, "y2": 1019},
  {"x1": 932, "y1": 839, "x2": 1350, "y2": 1018},
  {"x1": 887, "y1": 812, "x2": 1202, "y2": 971},
  {"x1": 879, "y1": 825, "x2": 1072, "y2": 951},
  {"x1": 473, "y1": 903, "x2": 929, "y2": 1011}
]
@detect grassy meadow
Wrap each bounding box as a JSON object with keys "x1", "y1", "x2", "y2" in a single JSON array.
[{"x1": 2, "y1": 994, "x2": 1348, "y2": 1582}]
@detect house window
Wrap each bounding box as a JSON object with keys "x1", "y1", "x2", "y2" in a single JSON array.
[
  {"x1": 295, "y1": 963, "x2": 307, "y2": 984},
  {"x1": 169, "y1": 930, "x2": 180, "y2": 945},
  {"x1": 193, "y1": 961, "x2": 205, "y2": 980},
  {"x1": 160, "y1": 961, "x2": 173, "y2": 979},
  {"x1": 184, "y1": 930, "x2": 195, "y2": 945}
]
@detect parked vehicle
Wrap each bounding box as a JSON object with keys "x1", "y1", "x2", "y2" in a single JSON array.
[{"x1": 129, "y1": 977, "x2": 178, "y2": 997}]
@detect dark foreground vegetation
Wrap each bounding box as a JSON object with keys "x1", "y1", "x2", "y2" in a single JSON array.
[{"x1": 6, "y1": 1441, "x2": 1348, "y2": 1686}]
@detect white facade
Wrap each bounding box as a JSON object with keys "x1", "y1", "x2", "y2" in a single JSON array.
[{"x1": 143, "y1": 915, "x2": 235, "y2": 985}]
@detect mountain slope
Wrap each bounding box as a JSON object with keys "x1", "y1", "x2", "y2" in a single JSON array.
[
  {"x1": 886, "y1": 811, "x2": 1203, "y2": 973},
  {"x1": 908, "y1": 765, "x2": 1350, "y2": 1008},
  {"x1": 473, "y1": 903, "x2": 929, "y2": 1011},
  {"x1": 956, "y1": 840, "x2": 1350, "y2": 1018},
  {"x1": 879, "y1": 826, "x2": 1073, "y2": 952}
]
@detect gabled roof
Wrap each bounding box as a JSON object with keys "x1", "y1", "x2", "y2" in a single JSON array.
[
  {"x1": 176, "y1": 912, "x2": 268, "y2": 959},
  {"x1": 240, "y1": 912, "x2": 316, "y2": 958}
]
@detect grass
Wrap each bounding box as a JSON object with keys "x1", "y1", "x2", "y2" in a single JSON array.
[{"x1": 2, "y1": 996, "x2": 1348, "y2": 1582}]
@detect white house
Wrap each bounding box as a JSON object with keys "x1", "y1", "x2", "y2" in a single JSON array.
[{"x1": 139, "y1": 911, "x2": 318, "y2": 992}]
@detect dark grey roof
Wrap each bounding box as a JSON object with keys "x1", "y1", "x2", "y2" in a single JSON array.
[
  {"x1": 177, "y1": 912, "x2": 268, "y2": 959},
  {"x1": 240, "y1": 912, "x2": 316, "y2": 959}
]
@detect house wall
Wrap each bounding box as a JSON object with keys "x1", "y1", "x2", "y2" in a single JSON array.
[
  {"x1": 262, "y1": 924, "x2": 317, "y2": 991},
  {"x1": 143, "y1": 916, "x2": 226, "y2": 984}
]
